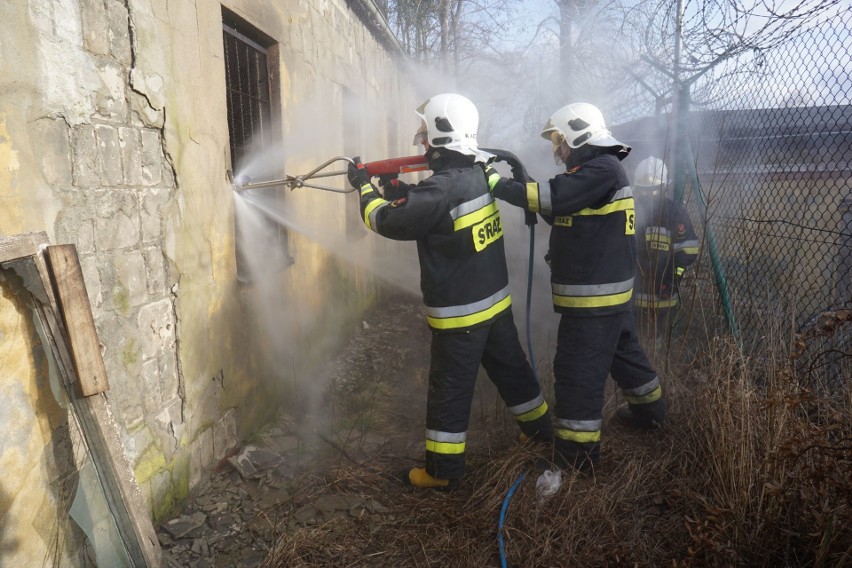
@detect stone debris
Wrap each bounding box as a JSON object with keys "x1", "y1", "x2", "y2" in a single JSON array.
[
  {"x1": 157, "y1": 294, "x2": 423, "y2": 567},
  {"x1": 227, "y1": 445, "x2": 284, "y2": 479},
  {"x1": 157, "y1": 442, "x2": 389, "y2": 567},
  {"x1": 162, "y1": 511, "x2": 207, "y2": 539}
]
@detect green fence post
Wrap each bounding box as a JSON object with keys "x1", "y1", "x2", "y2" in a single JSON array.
[{"x1": 683, "y1": 138, "x2": 741, "y2": 345}]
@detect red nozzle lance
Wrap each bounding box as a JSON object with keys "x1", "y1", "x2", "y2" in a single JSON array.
[{"x1": 363, "y1": 155, "x2": 429, "y2": 177}]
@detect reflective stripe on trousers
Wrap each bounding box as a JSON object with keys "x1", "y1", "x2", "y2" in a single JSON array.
[
  {"x1": 425, "y1": 313, "x2": 547, "y2": 479},
  {"x1": 552, "y1": 278, "x2": 634, "y2": 309}
]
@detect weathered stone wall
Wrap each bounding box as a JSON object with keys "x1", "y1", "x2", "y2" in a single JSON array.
[{"x1": 0, "y1": 0, "x2": 413, "y2": 562}]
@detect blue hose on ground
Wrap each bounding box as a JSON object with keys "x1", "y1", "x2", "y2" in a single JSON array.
[
  {"x1": 498, "y1": 222, "x2": 538, "y2": 568},
  {"x1": 498, "y1": 471, "x2": 527, "y2": 568},
  {"x1": 484, "y1": 151, "x2": 538, "y2": 568}
]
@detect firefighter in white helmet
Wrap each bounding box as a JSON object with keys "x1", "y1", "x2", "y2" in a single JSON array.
[
  {"x1": 632, "y1": 156, "x2": 699, "y2": 341},
  {"x1": 347, "y1": 93, "x2": 552, "y2": 489},
  {"x1": 484, "y1": 102, "x2": 665, "y2": 472}
]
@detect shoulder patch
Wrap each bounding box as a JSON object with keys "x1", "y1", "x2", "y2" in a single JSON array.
[
  {"x1": 390, "y1": 197, "x2": 408, "y2": 208},
  {"x1": 566, "y1": 165, "x2": 582, "y2": 175}
]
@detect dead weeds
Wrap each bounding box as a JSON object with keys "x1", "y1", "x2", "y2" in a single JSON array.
[{"x1": 256, "y1": 292, "x2": 850, "y2": 568}]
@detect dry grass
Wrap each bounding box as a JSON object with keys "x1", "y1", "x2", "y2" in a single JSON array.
[{"x1": 262, "y1": 314, "x2": 851, "y2": 568}]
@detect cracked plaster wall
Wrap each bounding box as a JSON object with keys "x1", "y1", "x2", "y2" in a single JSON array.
[{"x1": 0, "y1": 0, "x2": 414, "y2": 557}]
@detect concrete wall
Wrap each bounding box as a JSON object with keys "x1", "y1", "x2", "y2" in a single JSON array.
[{"x1": 0, "y1": 0, "x2": 414, "y2": 562}]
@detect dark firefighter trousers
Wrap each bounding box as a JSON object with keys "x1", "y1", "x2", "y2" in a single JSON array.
[
  {"x1": 425, "y1": 310, "x2": 551, "y2": 479},
  {"x1": 635, "y1": 303, "x2": 675, "y2": 340},
  {"x1": 553, "y1": 309, "x2": 662, "y2": 470}
]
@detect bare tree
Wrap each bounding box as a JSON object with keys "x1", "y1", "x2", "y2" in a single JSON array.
[
  {"x1": 382, "y1": 0, "x2": 527, "y2": 75},
  {"x1": 613, "y1": 0, "x2": 842, "y2": 114}
]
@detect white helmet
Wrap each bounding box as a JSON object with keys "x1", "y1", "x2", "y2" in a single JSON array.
[
  {"x1": 540, "y1": 102, "x2": 628, "y2": 152},
  {"x1": 634, "y1": 156, "x2": 668, "y2": 189},
  {"x1": 414, "y1": 93, "x2": 494, "y2": 162}
]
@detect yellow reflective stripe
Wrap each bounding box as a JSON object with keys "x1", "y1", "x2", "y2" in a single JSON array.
[
  {"x1": 359, "y1": 183, "x2": 374, "y2": 195},
  {"x1": 526, "y1": 182, "x2": 540, "y2": 212},
  {"x1": 426, "y1": 294, "x2": 512, "y2": 330},
  {"x1": 555, "y1": 429, "x2": 601, "y2": 443},
  {"x1": 647, "y1": 234, "x2": 671, "y2": 244},
  {"x1": 635, "y1": 296, "x2": 678, "y2": 308},
  {"x1": 515, "y1": 401, "x2": 548, "y2": 422},
  {"x1": 623, "y1": 376, "x2": 659, "y2": 397},
  {"x1": 624, "y1": 386, "x2": 662, "y2": 405},
  {"x1": 486, "y1": 170, "x2": 500, "y2": 191},
  {"x1": 679, "y1": 246, "x2": 699, "y2": 255},
  {"x1": 553, "y1": 288, "x2": 633, "y2": 309},
  {"x1": 362, "y1": 197, "x2": 385, "y2": 231},
  {"x1": 675, "y1": 267, "x2": 685, "y2": 276},
  {"x1": 425, "y1": 439, "x2": 466, "y2": 455},
  {"x1": 454, "y1": 201, "x2": 499, "y2": 231},
  {"x1": 574, "y1": 197, "x2": 634, "y2": 216}
]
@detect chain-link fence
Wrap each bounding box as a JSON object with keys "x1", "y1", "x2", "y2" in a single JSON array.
[{"x1": 615, "y1": 9, "x2": 851, "y2": 367}]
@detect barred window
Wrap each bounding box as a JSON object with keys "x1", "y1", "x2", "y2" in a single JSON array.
[
  {"x1": 223, "y1": 20, "x2": 272, "y2": 173},
  {"x1": 222, "y1": 9, "x2": 290, "y2": 281}
]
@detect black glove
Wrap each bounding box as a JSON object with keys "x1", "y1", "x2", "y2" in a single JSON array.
[
  {"x1": 378, "y1": 173, "x2": 398, "y2": 187},
  {"x1": 347, "y1": 157, "x2": 370, "y2": 189},
  {"x1": 378, "y1": 173, "x2": 403, "y2": 200},
  {"x1": 377, "y1": 173, "x2": 400, "y2": 197}
]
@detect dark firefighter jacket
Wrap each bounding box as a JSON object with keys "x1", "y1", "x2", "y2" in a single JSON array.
[
  {"x1": 358, "y1": 151, "x2": 512, "y2": 333},
  {"x1": 489, "y1": 152, "x2": 636, "y2": 316},
  {"x1": 635, "y1": 196, "x2": 699, "y2": 308}
]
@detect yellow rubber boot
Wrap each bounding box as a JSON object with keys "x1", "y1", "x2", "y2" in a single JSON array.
[{"x1": 408, "y1": 467, "x2": 451, "y2": 489}]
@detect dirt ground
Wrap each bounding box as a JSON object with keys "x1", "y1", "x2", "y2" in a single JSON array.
[{"x1": 158, "y1": 288, "x2": 533, "y2": 568}]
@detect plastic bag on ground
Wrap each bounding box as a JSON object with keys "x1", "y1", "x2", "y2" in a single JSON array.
[{"x1": 535, "y1": 468, "x2": 562, "y2": 501}]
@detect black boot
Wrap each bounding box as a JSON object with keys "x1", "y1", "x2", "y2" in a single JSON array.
[{"x1": 615, "y1": 399, "x2": 666, "y2": 430}]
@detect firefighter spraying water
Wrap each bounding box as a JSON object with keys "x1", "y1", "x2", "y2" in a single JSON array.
[
  {"x1": 229, "y1": 95, "x2": 673, "y2": 481},
  {"x1": 347, "y1": 93, "x2": 552, "y2": 490}
]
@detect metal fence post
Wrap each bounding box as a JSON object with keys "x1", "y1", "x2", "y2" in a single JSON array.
[
  {"x1": 839, "y1": 197, "x2": 852, "y2": 305},
  {"x1": 684, "y1": 138, "x2": 741, "y2": 344}
]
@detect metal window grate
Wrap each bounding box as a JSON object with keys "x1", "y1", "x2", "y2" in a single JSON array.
[
  {"x1": 223, "y1": 24, "x2": 272, "y2": 173},
  {"x1": 222, "y1": 18, "x2": 292, "y2": 280}
]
